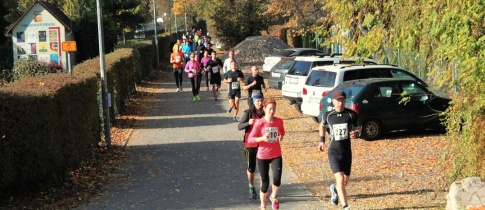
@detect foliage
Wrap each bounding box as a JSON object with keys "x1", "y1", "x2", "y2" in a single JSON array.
[
  {"x1": 310, "y1": 0, "x2": 485, "y2": 182},
  {"x1": 207, "y1": 0, "x2": 271, "y2": 48},
  {"x1": 12, "y1": 60, "x2": 61, "y2": 81}
]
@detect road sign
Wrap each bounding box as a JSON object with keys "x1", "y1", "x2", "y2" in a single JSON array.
[{"x1": 62, "y1": 41, "x2": 76, "y2": 52}]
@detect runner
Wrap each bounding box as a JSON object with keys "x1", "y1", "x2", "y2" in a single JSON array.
[
  {"x1": 200, "y1": 50, "x2": 211, "y2": 91},
  {"x1": 238, "y1": 94, "x2": 264, "y2": 199},
  {"x1": 172, "y1": 39, "x2": 182, "y2": 52},
  {"x1": 223, "y1": 50, "x2": 237, "y2": 95},
  {"x1": 248, "y1": 98, "x2": 285, "y2": 210},
  {"x1": 181, "y1": 39, "x2": 192, "y2": 64},
  {"x1": 196, "y1": 39, "x2": 206, "y2": 63},
  {"x1": 184, "y1": 52, "x2": 201, "y2": 101},
  {"x1": 223, "y1": 60, "x2": 244, "y2": 122},
  {"x1": 317, "y1": 90, "x2": 360, "y2": 210},
  {"x1": 170, "y1": 45, "x2": 185, "y2": 92},
  {"x1": 243, "y1": 66, "x2": 267, "y2": 108},
  {"x1": 206, "y1": 51, "x2": 223, "y2": 101},
  {"x1": 223, "y1": 50, "x2": 236, "y2": 74},
  {"x1": 194, "y1": 54, "x2": 203, "y2": 99}
]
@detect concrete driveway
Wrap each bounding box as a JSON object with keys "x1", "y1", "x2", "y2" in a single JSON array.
[{"x1": 76, "y1": 70, "x2": 323, "y2": 210}]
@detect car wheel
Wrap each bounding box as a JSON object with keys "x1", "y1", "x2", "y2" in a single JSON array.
[
  {"x1": 312, "y1": 117, "x2": 319, "y2": 123},
  {"x1": 293, "y1": 103, "x2": 302, "y2": 113},
  {"x1": 361, "y1": 119, "x2": 381, "y2": 140}
]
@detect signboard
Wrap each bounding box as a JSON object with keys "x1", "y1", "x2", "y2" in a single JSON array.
[{"x1": 62, "y1": 41, "x2": 76, "y2": 51}]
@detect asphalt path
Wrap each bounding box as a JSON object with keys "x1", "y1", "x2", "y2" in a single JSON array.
[{"x1": 76, "y1": 70, "x2": 323, "y2": 210}]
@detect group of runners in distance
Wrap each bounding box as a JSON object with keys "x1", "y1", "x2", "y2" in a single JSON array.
[{"x1": 169, "y1": 29, "x2": 360, "y2": 210}]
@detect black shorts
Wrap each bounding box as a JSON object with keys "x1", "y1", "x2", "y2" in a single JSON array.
[
  {"x1": 244, "y1": 147, "x2": 258, "y2": 173},
  {"x1": 210, "y1": 73, "x2": 221, "y2": 86},
  {"x1": 228, "y1": 91, "x2": 241, "y2": 99},
  {"x1": 328, "y1": 149, "x2": 352, "y2": 175}
]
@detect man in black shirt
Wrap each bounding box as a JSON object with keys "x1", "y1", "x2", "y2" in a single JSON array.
[
  {"x1": 243, "y1": 66, "x2": 267, "y2": 108},
  {"x1": 318, "y1": 90, "x2": 360, "y2": 210},
  {"x1": 206, "y1": 51, "x2": 223, "y2": 101},
  {"x1": 223, "y1": 60, "x2": 244, "y2": 122}
]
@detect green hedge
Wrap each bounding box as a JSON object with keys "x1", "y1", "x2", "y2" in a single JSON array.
[{"x1": 0, "y1": 40, "x2": 159, "y2": 198}]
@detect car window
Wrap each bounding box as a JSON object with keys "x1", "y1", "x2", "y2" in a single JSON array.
[
  {"x1": 313, "y1": 61, "x2": 335, "y2": 68},
  {"x1": 370, "y1": 83, "x2": 401, "y2": 102},
  {"x1": 401, "y1": 82, "x2": 427, "y2": 96},
  {"x1": 343, "y1": 68, "x2": 393, "y2": 81},
  {"x1": 389, "y1": 69, "x2": 428, "y2": 87},
  {"x1": 287, "y1": 61, "x2": 311, "y2": 75},
  {"x1": 306, "y1": 71, "x2": 337, "y2": 87},
  {"x1": 277, "y1": 59, "x2": 295, "y2": 69},
  {"x1": 335, "y1": 84, "x2": 364, "y2": 100}
]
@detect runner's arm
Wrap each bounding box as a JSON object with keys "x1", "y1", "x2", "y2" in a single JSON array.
[{"x1": 237, "y1": 110, "x2": 250, "y2": 130}]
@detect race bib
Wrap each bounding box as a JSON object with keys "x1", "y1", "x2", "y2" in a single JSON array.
[
  {"x1": 212, "y1": 66, "x2": 219, "y2": 73},
  {"x1": 265, "y1": 127, "x2": 279, "y2": 142},
  {"x1": 175, "y1": 56, "x2": 181, "y2": 62},
  {"x1": 333, "y1": 123, "x2": 348, "y2": 141},
  {"x1": 231, "y1": 81, "x2": 240, "y2": 89},
  {"x1": 251, "y1": 89, "x2": 261, "y2": 97}
]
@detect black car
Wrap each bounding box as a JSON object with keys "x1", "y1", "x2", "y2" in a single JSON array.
[{"x1": 319, "y1": 78, "x2": 451, "y2": 140}]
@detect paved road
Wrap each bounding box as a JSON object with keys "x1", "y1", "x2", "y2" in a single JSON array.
[{"x1": 76, "y1": 70, "x2": 323, "y2": 210}]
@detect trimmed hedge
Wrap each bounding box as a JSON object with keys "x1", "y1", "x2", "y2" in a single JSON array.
[{"x1": 0, "y1": 40, "x2": 159, "y2": 198}]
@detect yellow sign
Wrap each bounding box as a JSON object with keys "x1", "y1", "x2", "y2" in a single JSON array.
[{"x1": 62, "y1": 41, "x2": 76, "y2": 52}]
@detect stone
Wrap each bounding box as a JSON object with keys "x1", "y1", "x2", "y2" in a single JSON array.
[{"x1": 446, "y1": 177, "x2": 485, "y2": 210}]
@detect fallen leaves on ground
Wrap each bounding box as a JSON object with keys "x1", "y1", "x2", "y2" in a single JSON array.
[
  {"x1": 1, "y1": 67, "x2": 450, "y2": 209},
  {"x1": 263, "y1": 88, "x2": 450, "y2": 209}
]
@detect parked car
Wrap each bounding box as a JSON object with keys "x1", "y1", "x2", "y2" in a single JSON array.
[
  {"x1": 319, "y1": 78, "x2": 450, "y2": 140},
  {"x1": 281, "y1": 56, "x2": 378, "y2": 112},
  {"x1": 268, "y1": 57, "x2": 295, "y2": 89},
  {"x1": 262, "y1": 48, "x2": 325, "y2": 73},
  {"x1": 301, "y1": 64, "x2": 430, "y2": 122}
]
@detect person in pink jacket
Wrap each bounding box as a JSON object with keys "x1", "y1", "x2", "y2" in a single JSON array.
[
  {"x1": 184, "y1": 52, "x2": 201, "y2": 101},
  {"x1": 200, "y1": 50, "x2": 212, "y2": 91},
  {"x1": 248, "y1": 98, "x2": 285, "y2": 210}
]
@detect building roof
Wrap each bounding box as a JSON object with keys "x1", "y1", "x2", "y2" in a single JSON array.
[{"x1": 4, "y1": 0, "x2": 72, "y2": 36}]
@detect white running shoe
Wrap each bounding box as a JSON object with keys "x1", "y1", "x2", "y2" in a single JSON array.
[
  {"x1": 180, "y1": 87, "x2": 183, "y2": 92},
  {"x1": 176, "y1": 88, "x2": 180, "y2": 92}
]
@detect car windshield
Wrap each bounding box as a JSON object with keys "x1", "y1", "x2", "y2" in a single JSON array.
[
  {"x1": 276, "y1": 59, "x2": 295, "y2": 70},
  {"x1": 334, "y1": 83, "x2": 365, "y2": 100},
  {"x1": 306, "y1": 71, "x2": 337, "y2": 87},
  {"x1": 277, "y1": 49, "x2": 296, "y2": 57},
  {"x1": 287, "y1": 61, "x2": 311, "y2": 75}
]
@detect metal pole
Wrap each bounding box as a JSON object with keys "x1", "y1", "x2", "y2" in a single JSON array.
[
  {"x1": 168, "y1": 0, "x2": 171, "y2": 41},
  {"x1": 175, "y1": 14, "x2": 178, "y2": 40},
  {"x1": 153, "y1": 0, "x2": 159, "y2": 67},
  {"x1": 184, "y1": 9, "x2": 187, "y2": 33},
  {"x1": 67, "y1": 52, "x2": 71, "y2": 75},
  {"x1": 96, "y1": 0, "x2": 111, "y2": 147}
]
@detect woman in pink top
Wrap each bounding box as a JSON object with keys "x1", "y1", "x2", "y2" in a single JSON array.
[
  {"x1": 200, "y1": 50, "x2": 212, "y2": 90},
  {"x1": 184, "y1": 52, "x2": 201, "y2": 101},
  {"x1": 248, "y1": 98, "x2": 285, "y2": 210}
]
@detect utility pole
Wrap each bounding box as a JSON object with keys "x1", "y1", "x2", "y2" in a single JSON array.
[
  {"x1": 95, "y1": 0, "x2": 111, "y2": 147},
  {"x1": 168, "y1": 0, "x2": 171, "y2": 42},
  {"x1": 153, "y1": 0, "x2": 159, "y2": 67}
]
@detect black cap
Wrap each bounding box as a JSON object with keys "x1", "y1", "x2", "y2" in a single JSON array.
[{"x1": 332, "y1": 90, "x2": 346, "y2": 100}]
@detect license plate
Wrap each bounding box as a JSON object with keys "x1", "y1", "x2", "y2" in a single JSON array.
[
  {"x1": 289, "y1": 78, "x2": 298, "y2": 84},
  {"x1": 272, "y1": 72, "x2": 281, "y2": 77},
  {"x1": 309, "y1": 97, "x2": 321, "y2": 103}
]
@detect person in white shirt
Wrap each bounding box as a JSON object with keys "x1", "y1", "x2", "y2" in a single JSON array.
[{"x1": 223, "y1": 50, "x2": 236, "y2": 94}]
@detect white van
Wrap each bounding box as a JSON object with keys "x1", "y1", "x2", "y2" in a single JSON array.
[{"x1": 281, "y1": 56, "x2": 377, "y2": 111}]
